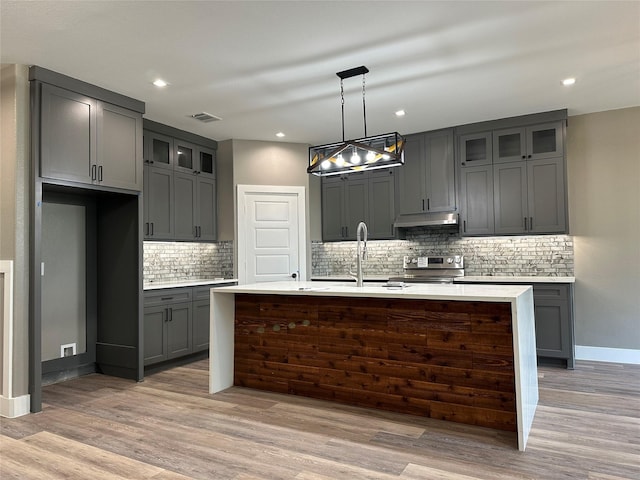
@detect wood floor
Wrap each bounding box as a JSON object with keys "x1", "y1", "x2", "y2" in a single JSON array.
[{"x1": 1, "y1": 359, "x2": 638, "y2": 479}]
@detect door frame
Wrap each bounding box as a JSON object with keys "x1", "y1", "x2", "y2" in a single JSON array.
[{"x1": 236, "y1": 185, "x2": 307, "y2": 285}]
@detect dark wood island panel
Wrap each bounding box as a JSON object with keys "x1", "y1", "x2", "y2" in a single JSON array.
[{"x1": 234, "y1": 294, "x2": 517, "y2": 432}]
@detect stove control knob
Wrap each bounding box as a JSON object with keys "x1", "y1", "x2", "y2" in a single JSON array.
[
  {"x1": 411, "y1": 258, "x2": 418, "y2": 264},
  {"x1": 447, "y1": 257, "x2": 454, "y2": 264},
  {"x1": 454, "y1": 256, "x2": 462, "y2": 264}
]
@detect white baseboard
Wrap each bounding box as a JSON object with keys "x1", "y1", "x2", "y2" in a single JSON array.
[
  {"x1": 575, "y1": 345, "x2": 640, "y2": 365},
  {"x1": 0, "y1": 394, "x2": 30, "y2": 418}
]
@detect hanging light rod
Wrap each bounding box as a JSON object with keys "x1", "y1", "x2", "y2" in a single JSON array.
[{"x1": 308, "y1": 65, "x2": 405, "y2": 177}]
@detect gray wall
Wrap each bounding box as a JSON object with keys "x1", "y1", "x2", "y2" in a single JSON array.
[
  {"x1": 217, "y1": 139, "x2": 322, "y2": 278},
  {"x1": 0, "y1": 64, "x2": 30, "y2": 397},
  {"x1": 567, "y1": 107, "x2": 640, "y2": 350}
]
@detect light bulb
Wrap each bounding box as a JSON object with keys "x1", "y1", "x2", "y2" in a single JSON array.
[
  {"x1": 321, "y1": 159, "x2": 331, "y2": 170},
  {"x1": 366, "y1": 151, "x2": 376, "y2": 162},
  {"x1": 350, "y1": 149, "x2": 361, "y2": 164},
  {"x1": 336, "y1": 154, "x2": 345, "y2": 166}
]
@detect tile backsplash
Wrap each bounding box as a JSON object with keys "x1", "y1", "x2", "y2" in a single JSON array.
[
  {"x1": 312, "y1": 227, "x2": 574, "y2": 277},
  {"x1": 144, "y1": 241, "x2": 234, "y2": 283}
]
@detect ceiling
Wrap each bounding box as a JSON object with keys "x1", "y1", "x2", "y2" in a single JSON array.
[{"x1": 1, "y1": 1, "x2": 639, "y2": 146}]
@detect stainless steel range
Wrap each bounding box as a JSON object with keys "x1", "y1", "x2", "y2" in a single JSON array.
[{"x1": 389, "y1": 255, "x2": 464, "y2": 284}]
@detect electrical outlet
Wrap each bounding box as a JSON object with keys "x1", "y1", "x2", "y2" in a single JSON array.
[{"x1": 60, "y1": 343, "x2": 76, "y2": 358}]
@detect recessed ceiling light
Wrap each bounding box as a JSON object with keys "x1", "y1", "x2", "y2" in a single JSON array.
[
  {"x1": 395, "y1": 110, "x2": 406, "y2": 117},
  {"x1": 153, "y1": 79, "x2": 168, "y2": 87},
  {"x1": 562, "y1": 78, "x2": 576, "y2": 86},
  {"x1": 276, "y1": 132, "x2": 285, "y2": 138}
]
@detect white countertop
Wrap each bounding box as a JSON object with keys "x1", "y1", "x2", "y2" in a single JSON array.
[
  {"x1": 310, "y1": 275, "x2": 392, "y2": 283},
  {"x1": 213, "y1": 280, "x2": 531, "y2": 302},
  {"x1": 456, "y1": 276, "x2": 575, "y2": 284},
  {"x1": 144, "y1": 278, "x2": 238, "y2": 290}
]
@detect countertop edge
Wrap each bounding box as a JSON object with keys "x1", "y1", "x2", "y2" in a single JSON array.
[{"x1": 144, "y1": 279, "x2": 238, "y2": 290}]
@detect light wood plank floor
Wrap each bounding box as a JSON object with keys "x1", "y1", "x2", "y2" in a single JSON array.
[{"x1": 1, "y1": 360, "x2": 638, "y2": 479}]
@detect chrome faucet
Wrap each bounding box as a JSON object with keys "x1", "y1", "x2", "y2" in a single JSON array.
[{"x1": 355, "y1": 221, "x2": 368, "y2": 287}]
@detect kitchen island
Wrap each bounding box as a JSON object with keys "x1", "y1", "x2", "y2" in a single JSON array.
[{"x1": 209, "y1": 281, "x2": 537, "y2": 450}]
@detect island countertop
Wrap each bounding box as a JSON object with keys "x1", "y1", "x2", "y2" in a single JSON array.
[
  {"x1": 210, "y1": 280, "x2": 533, "y2": 302},
  {"x1": 210, "y1": 280, "x2": 538, "y2": 451}
]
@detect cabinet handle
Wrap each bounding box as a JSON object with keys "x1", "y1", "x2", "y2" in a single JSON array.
[
  {"x1": 422, "y1": 199, "x2": 425, "y2": 211},
  {"x1": 145, "y1": 222, "x2": 149, "y2": 236},
  {"x1": 91, "y1": 165, "x2": 97, "y2": 181},
  {"x1": 427, "y1": 198, "x2": 430, "y2": 211},
  {"x1": 165, "y1": 308, "x2": 169, "y2": 322},
  {"x1": 524, "y1": 217, "x2": 527, "y2": 230},
  {"x1": 345, "y1": 226, "x2": 348, "y2": 237},
  {"x1": 530, "y1": 217, "x2": 533, "y2": 230},
  {"x1": 169, "y1": 308, "x2": 173, "y2": 322},
  {"x1": 161, "y1": 297, "x2": 173, "y2": 301},
  {"x1": 463, "y1": 220, "x2": 466, "y2": 233},
  {"x1": 522, "y1": 155, "x2": 526, "y2": 159},
  {"x1": 150, "y1": 222, "x2": 154, "y2": 236},
  {"x1": 527, "y1": 154, "x2": 532, "y2": 159},
  {"x1": 98, "y1": 165, "x2": 103, "y2": 181}
]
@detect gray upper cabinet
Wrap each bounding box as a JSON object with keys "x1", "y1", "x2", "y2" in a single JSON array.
[
  {"x1": 493, "y1": 121, "x2": 563, "y2": 164},
  {"x1": 368, "y1": 170, "x2": 396, "y2": 239},
  {"x1": 457, "y1": 112, "x2": 567, "y2": 236},
  {"x1": 398, "y1": 129, "x2": 455, "y2": 215},
  {"x1": 458, "y1": 132, "x2": 492, "y2": 168},
  {"x1": 144, "y1": 164, "x2": 174, "y2": 239},
  {"x1": 494, "y1": 158, "x2": 566, "y2": 234},
  {"x1": 321, "y1": 170, "x2": 395, "y2": 241},
  {"x1": 40, "y1": 83, "x2": 142, "y2": 191},
  {"x1": 142, "y1": 121, "x2": 217, "y2": 242},
  {"x1": 460, "y1": 165, "x2": 494, "y2": 235}
]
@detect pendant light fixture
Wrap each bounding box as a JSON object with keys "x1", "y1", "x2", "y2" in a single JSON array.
[{"x1": 308, "y1": 66, "x2": 405, "y2": 176}]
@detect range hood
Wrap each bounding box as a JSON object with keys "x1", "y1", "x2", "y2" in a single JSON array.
[{"x1": 393, "y1": 212, "x2": 459, "y2": 228}]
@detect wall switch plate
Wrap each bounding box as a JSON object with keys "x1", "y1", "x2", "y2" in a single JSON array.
[{"x1": 60, "y1": 343, "x2": 76, "y2": 358}]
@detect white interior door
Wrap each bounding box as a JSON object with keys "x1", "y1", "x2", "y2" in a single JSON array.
[{"x1": 237, "y1": 185, "x2": 306, "y2": 284}]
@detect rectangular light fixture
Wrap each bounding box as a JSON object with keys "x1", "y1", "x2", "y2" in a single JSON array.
[{"x1": 308, "y1": 131, "x2": 405, "y2": 176}]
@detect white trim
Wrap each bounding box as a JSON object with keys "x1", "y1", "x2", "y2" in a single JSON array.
[
  {"x1": 0, "y1": 394, "x2": 31, "y2": 418},
  {"x1": 236, "y1": 185, "x2": 307, "y2": 285},
  {"x1": 1, "y1": 260, "x2": 14, "y2": 399},
  {"x1": 576, "y1": 345, "x2": 640, "y2": 365}
]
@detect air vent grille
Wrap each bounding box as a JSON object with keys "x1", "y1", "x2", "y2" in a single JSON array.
[{"x1": 190, "y1": 112, "x2": 222, "y2": 123}]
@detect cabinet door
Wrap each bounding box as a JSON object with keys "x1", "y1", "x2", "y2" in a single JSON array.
[
  {"x1": 527, "y1": 157, "x2": 566, "y2": 233},
  {"x1": 40, "y1": 83, "x2": 96, "y2": 184},
  {"x1": 344, "y1": 174, "x2": 369, "y2": 240},
  {"x1": 167, "y1": 302, "x2": 192, "y2": 359},
  {"x1": 147, "y1": 131, "x2": 174, "y2": 170},
  {"x1": 397, "y1": 134, "x2": 426, "y2": 215},
  {"x1": 493, "y1": 127, "x2": 526, "y2": 164},
  {"x1": 197, "y1": 176, "x2": 217, "y2": 241},
  {"x1": 197, "y1": 146, "x2": 216, "y2": 178},
  {"x1": 174, "y1": 140, "x2": 196, "y2": 174},
  {"x1": 368, "y1": 170, "x2": 395, "y2": 239},
  {"x1": 143, "y1": 305, "x2": 167, "y2": 365},
  {"x1": 97, "y1": 102, "x2": 143, "y2": 191},
  {"x1": 146, "y1": 166, "x2": 174, "y2": 239},
  {"x1": 192, "y1": 299, "x2": 210, "y2": 352},
  {"x1": 493, "y1": 162, "x2": 528, "y2": 234},
  {"x1": 174, "y1": 172, "x2": 197, "y2": 240},
  {"x1": 424, "y1": 129, "x2": 455, "y2": 212},
  {"x1": 533, "y1": 285, "x2": 571, "y2": 359},
  {"x1": 460, "y1": 165, "x2": 494, "y2": 236},
  {"x1": 321, "y1": 178, "x2": 346, "y2": 241},
  {"x1": 458, "y1": 132, "x2": 492, "y2": 167},
  {"x1": 527, "y1": 122, "x2": 563, "y2": 160}
]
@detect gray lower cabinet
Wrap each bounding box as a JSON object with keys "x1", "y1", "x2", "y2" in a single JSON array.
[
  {"x1": 322, "y1": 170, "x2": 395, "y2": 241},
  {"x1": 397, "y1": 129, "x2": 455, "y2": 215},
  {"x1": 144, "y1": 283, "x2": 233, "y2": 366},
  {"x1": 533, "y1": 284, "x2": 574, "y2": 369},
  {"x1": 40, "y1": 83, "x2": 142, "y2": 191},
  {"x1": 143, "y1": 288, "x2": 193, "y2": 366}
]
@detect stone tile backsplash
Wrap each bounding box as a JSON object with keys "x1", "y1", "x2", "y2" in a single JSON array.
[
  {"x1": 312, "y1": 227, "x2": 574, "y2": 277},
  {"x1": 144, "y1": 241, "x2": 234, "y2": 283}
]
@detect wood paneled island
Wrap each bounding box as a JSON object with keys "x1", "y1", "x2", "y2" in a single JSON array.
[{"x1": 210, "y1": 282, "x2": 538, "y2": 450}]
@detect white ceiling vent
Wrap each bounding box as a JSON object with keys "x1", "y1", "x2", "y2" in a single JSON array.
[{"x1": 190, "y1": 112, "x2": 222, "y2": 123}]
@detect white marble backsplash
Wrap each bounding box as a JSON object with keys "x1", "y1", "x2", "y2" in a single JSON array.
[
  {"x1": 312, "y1": 227, "x2": 574, "y2": 277},
  {"x1": 144, "y1": 241, "x2": 234, "y2": 282}
]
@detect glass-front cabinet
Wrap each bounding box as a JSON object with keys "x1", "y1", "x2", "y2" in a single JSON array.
[
  {"x1": 147, "y1": 132, "x2": 174, "y2": 170},
  {"x1": 493, "y1": 121, "x2": 563, "y2": 163},
  {"x1": 458, "y1": 132, "x2": 492, "y2": 167}
]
